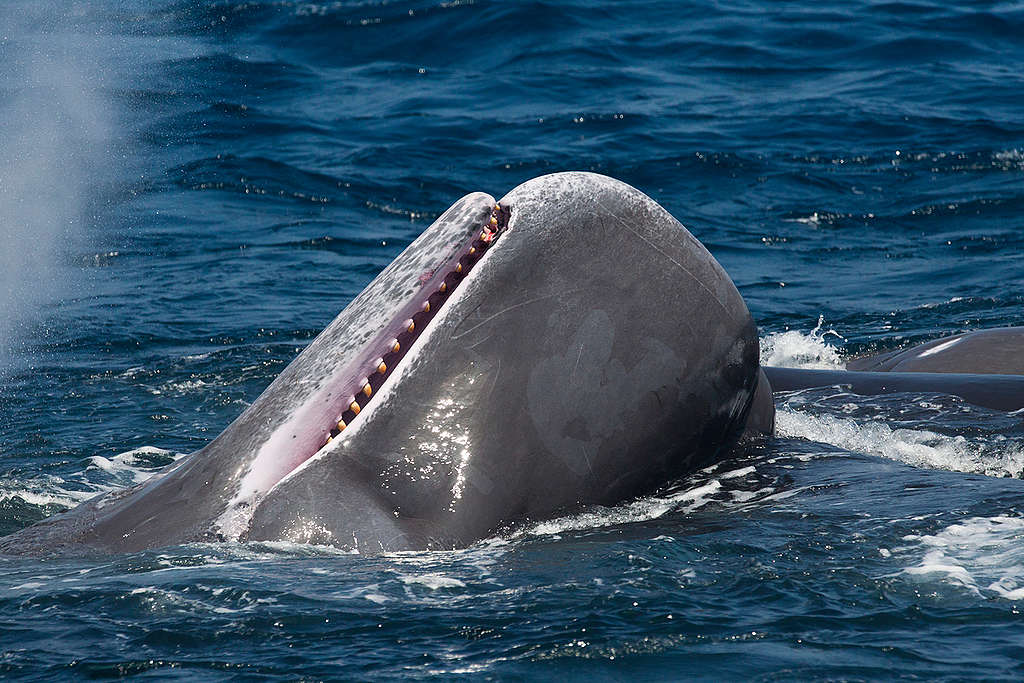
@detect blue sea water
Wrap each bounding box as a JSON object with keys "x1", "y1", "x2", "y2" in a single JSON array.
[{"x1": 1, "y1": 0, "x2": 1024, "y2": 678}]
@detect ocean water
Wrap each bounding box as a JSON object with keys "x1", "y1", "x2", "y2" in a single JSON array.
[{"x1": 2, "y1": 0, "x2": 1024, "y2": 678}]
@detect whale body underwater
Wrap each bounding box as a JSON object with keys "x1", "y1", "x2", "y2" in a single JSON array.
[{"x1": 3, "y1": 172, "x2": 1024, "y2": 556}]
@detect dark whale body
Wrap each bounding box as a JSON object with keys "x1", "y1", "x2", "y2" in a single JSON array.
[
  {"x1": 765, "y1": 328, "x2": 1024, "y2": 412},
  {"x1": 2, "y1": 173, "x2": 767, "y2": 555},
  {"x1": 847, "y1": 327, "x2": 1024, "y2": 375}
]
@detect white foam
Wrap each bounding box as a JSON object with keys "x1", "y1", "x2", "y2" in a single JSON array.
[
  {"x1": 787, "y1": 212, "x2": 824, "y2": 226},
  {"x1": 399, "y1": 573, "x2": 466, "y2": 590},
  {"x1": 243, "y1": 540, "x2": 359, "y2": 557},
  {"x1": 87, "y1": 447, "x2": 172, "y2": 485},
  {"x1": 897, "y1": 516, "x2": 1024, "y2": 599},
  {"x1": 995, "y1": 149, "x2": 1024, "y2": 169},
  {"x1": 0, "y1": 487, "x2": 83, "y2": 508},
  {"x1": 518, "y1": 480, "x2": 723, "y2": 539},
  {"x1": 9, "y1": 582, "x2": 44, "y2": 591},
  {"x1": 162, "y1": 379, "x2": 211, "y2": 394},
  {"x1": 719, "y1": 466, "x2": 755, "y2": 480},
  {"x1": 760, "y1": 316, "x2": 846, "y2": 370},
  {"x1": 776, "y1": 409, "x2": 1024, "y2": 478},
  {"x1": 0, "y1": 447, "x2": 183, "y2": 513}
]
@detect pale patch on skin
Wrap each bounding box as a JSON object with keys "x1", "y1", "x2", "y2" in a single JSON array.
[{"x1": 918, "y1": 337, "x2": 963, "y2": 358}]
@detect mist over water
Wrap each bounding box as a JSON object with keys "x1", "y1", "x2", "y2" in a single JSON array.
[{"x1": 0, "y1": 4, "x2": 113, "y2": 360}]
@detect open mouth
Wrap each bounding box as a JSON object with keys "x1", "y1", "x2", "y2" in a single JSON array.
[
  {"x1": 223, "y1": 197, "x2": 512, "y2": 524},
  {"x1": 320, "y1": 201, "x2": 510, "y2": 447}
]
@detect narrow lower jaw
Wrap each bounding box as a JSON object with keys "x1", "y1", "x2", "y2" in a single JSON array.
[
  {"x1": 231, "y1": 200, "x2": 510, "y2": 509},
  {"x1": 320, "y1": 201, "x2": 510, "y2": 448}
]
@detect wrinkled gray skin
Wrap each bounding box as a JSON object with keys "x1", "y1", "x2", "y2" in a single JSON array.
[{"x1": 1, "y1": 172, "x2": 764, "y2": 556}]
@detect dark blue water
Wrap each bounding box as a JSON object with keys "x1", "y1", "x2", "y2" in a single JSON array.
[{"x1": 2, "y1": 0, "x2": 1024, "y2": 678}]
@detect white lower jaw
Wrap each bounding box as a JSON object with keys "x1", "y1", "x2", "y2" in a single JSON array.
[
  {"x1": 267, "y1": 234, "x2": 498, "y2": 491},
  {"x1": 212, "y1": 221, "x2": 506, "y2": 541}
]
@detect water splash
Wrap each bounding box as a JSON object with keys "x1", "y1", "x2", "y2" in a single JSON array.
[
  {"x1": 0, "y1": 446, "x2": 183, "y2": 512},
  {"x1": 760, "y1": 316, "x2": 846, "y2": 369}
]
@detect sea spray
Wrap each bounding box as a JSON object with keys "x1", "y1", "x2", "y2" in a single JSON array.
[
  {"x1": 0, "y1": 3, "x2": 114, "y2": 361},
  {"x1": 759, "y1": 315, "x2": 846, "y2": 369}
]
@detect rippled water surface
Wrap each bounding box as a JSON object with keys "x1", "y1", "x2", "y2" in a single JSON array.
[{"x1": 2, "y1": 0, "x2": 1024, "y2": 679}]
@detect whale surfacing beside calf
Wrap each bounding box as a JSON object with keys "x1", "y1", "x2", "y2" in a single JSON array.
[{"x1": 1, "y1": 173, "x2": 765, "y2": 555}]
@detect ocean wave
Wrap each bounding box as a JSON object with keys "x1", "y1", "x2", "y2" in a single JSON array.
[
  {"x1": 0, "y1": 447, "x2": 183, "y2": 517},
  {"x1": 776, "y1": 407, "x2": 1024, "y2": 478}
]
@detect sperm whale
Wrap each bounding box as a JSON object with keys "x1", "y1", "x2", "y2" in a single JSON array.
[{"x1": 1, "y1": 172, "x2": 768, "y2": 555}]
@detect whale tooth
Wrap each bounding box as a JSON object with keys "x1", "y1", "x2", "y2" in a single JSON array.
[
  {"x1": 390, "y1": 339, "x2": 400, "y2": 353},
  {"x1": 455, "y1": 262, "x2": 463, "y2": 273},
  {"x1": 349, "y1": 398, "x2": 361, "y2": 414},
  {"x1": 376, "y1": 359, "x2": 387, "y2": 374},
  {"x1": 439, "y1": 282, "x2": 447, "y2": 293},
  {"x1": 423, "y1": 301, "x2": 430, "y2": 313},
  {"x1": 405, "y1": 319, "x2": 415, "y2": 333},
  {"x1": 468, "y1": 247, "x2": 476, "y2": 256},
  {"x1": 362, "y1": 381, "x2": 372, "y2": 397},
  {"x1": 489, "y1": 216, "x2": 498, "y2": 226},
  {"x1": 337, "y1": 420, "x2": 346, "y2": 431},
  {"x1": 494, "y1": 203, "x2": 500, "y2": 210},
  {"x1": 325, "y1": 435, "x2": 333, "y2": 444}
]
